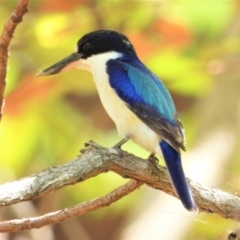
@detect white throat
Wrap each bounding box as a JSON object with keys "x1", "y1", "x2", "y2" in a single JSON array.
[
  {"x1": 76, "y1": 49, "x2": 162, "y2": 154},
  {"x1": 77, "y1": 51, "x2": 122, "y2": 72}
]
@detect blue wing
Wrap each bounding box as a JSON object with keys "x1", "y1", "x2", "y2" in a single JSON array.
[
  {"x1": 107, "y1": 59, "x2": 197, "y2": 210},
  {"x1": 107, "y1": 58, "x2": 185, "y2": 151},
  {"x1": 107, "y1": 58, "x2": 197, "y2": 211}
]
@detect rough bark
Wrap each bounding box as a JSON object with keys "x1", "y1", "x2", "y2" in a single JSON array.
[{"x1": 0, "y1": 141, "x2": 239, "y2": 232}]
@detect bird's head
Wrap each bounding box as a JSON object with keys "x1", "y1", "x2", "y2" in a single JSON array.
[{"x1": 37, "y1": 30, "x2": 137, "y2": 76}]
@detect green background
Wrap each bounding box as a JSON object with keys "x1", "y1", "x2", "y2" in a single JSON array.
[{"x1": 0, "y1": 0, "x2": 240, "y2": 239}]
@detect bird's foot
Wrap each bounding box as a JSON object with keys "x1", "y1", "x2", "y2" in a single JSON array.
[
  {"x1": 148, "y1": 153, "x2": 159, "y2": 169},
  {"x1": 111, "y1": 137, "x2": 129, "y2": 157},
  {"x1": 112, "y1": 137, "x2": 129, "y2": 149}
]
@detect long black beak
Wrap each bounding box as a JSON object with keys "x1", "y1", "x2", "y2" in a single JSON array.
[{"x1": 37, "y1": 53, "x2": 82, "y2": 77}]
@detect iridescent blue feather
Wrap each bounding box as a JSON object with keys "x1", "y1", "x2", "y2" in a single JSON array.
[
  {"x1": 107, "y1": 57, "x2": 185, "y2": 151},
  {"x1": 107, "y1": 56, "x2": 196, "y2": 210}
]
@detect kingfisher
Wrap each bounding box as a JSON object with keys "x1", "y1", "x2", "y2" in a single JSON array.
[{"x1": 37, "y1": 30, "x2": 197, "y2": 211}]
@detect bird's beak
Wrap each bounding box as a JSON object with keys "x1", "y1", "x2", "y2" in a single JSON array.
[{"x1": 37, "y1": 53, "x2": 82, "y2": 77}]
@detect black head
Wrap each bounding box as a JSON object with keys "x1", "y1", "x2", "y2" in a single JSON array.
[
  {"x1": 37, "y1": 30, "x2": 137, "y2": 76},
  {"x1": 75, "y1": 30, "x2": 137, "y2": 58}
]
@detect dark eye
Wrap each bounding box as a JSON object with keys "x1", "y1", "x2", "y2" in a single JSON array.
[{"x1": 82, "y1": 42, "x2": 92, "y2": 53}]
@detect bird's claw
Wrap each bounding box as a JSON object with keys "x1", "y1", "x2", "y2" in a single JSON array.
[
  {"x1": 148, "y1": 153, "x2": 159, "y2": 169},
  {"x1": 112, "y1": 137, "x2": 129, "y2": 149}
]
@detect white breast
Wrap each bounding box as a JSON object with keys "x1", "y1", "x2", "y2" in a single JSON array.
[{"x1": 79, "y1": 52, "x2": 162, "y2": 154}]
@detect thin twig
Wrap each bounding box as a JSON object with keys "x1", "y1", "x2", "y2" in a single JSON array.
[
  {"x1": 0, "y1": 141, "x2": 240, "y2": 226},
  {"x1": 0, "y1": 0, "x2": 29, "y2": 121},
  {"x1": 0, "y1": 179, "x2": 142, "y2": 232},
  {"x1": 228, "y1": 229, "x2": 240, "y2": 240}
]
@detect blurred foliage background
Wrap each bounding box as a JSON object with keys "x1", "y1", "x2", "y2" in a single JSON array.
[{"x1": 1, "y1": 0, "x2": 240, "y2": 239}]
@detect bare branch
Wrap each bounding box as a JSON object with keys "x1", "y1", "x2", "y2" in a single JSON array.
[
  {"x1": 0, "y1": 141, "x2": 239, "y2": 229},
  {"x1": 228, "y1": 229, "x2": 240, "y2": 240},
  {"x1": 0, "y1": 0, "x2": 29, "y2": 121},
  {"x1": 0, "y1": 179, "x2": 142, "y2": 232}
]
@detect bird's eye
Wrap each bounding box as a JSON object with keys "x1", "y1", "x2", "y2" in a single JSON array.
[{"x1": 82, "y1": 42, "x2": 92, "y2": 53}]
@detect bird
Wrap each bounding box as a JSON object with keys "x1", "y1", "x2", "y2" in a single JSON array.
[{"x1": 37, "y1": 30, "x2": 197, "y2": 211}]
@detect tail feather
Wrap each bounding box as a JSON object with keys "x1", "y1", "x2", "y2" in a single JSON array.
[{"x1": 160, "y1": 140, "x2": 197, "y2": 211}]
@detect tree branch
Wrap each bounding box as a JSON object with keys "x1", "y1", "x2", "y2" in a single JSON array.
[
  {"x1": 0, "y1": 141, "x2": 240, "y2": 232},
  {"x1": 0, "y1": 0, "x2": 29, "y2": 121},
  {"x1": 0, "y1": 179, "x2": 142, "y2": 232}
]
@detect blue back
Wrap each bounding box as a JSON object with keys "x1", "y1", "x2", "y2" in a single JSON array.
[{"x1": 107, "y1": 55, "x2": 185, "y2": 151}]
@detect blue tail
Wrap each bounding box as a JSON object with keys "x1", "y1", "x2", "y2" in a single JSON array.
[{"x1": 160, "y1": 140, "x2": 197, "y2": 211}]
